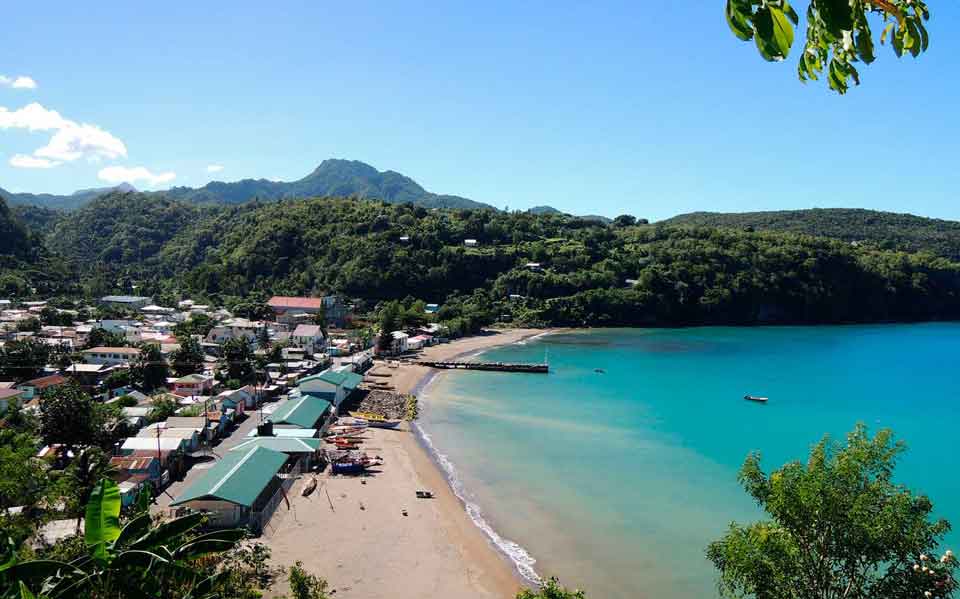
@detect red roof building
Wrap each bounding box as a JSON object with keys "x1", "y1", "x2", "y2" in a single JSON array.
[{"x1": 268, "y1": 296, "x2": 325, "y2": 311}]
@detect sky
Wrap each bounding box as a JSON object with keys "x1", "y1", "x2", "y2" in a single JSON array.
[{"x1": 2, "y1": 1, "x2": 958, "y2": 221}]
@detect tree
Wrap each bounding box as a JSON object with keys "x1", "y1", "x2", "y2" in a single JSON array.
[
  {"x1": 707, "y1": 424, "x2": 957, "y2": 599},
  {"x1": 725, "y1": 0, "x2": 930, "y2": 94},
  {"x1": 613, "y1": 214, "x2": 637, "y2": 227},
  {"x1": 222, "y1": 337, "x2": 255, "y2": 384},
  {"x1": 3, "y1": 478, "x2": 247, "y2": 598},
  {"x1": 85, "y1": 327, "x2": 128, "y2": 350},
  {"x1": 15, "y1": 317, "x2": 41, "y2": 333},
  {"x1": 173, "y1": 313, "x2": 215, "y2": 340},
  {"x1": 287, "y1": 561, "x2": 331, "y2": 599},
  {"x1": 377, "y1": 301, "x2": 401, "y2": 351},
  {"x1": 170, "y1": 337, "x2": 204, "y2": 377},
  {"x1": 516, "y1": 578, "x2": 585, "y2": 599},
  {"x1": 0, "y1": 337, "x2": 50, "y2": 380},
  {"x1": 133, "y1": 343, "x2": 168, "y2": 391},
  {"x1": 38, "y1": 383, "x2": 104, "y2": 451},
  {"x1": 147, "y1": 394, "x2": 179, "y2": 423}
]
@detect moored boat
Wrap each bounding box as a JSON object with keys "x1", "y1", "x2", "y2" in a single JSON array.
[
  {"x1": 348, "y1": 411, "x2": 402, "y2": 429},
  {"x1": 744, "y1": 395, "x2": 768, "y2": 403}
]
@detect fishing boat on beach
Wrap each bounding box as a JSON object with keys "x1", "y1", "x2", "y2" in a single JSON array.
[
  {"x1": 348, "y1": 411, "x2": 402, "y2": 429},
  {"x1": 744, "y1": 395, "x2": 768, "y2": 403}
]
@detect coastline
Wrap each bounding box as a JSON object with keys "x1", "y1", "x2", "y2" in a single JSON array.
[{"x1": 263, "y1": 328, "x2": 555, "y2": 599}]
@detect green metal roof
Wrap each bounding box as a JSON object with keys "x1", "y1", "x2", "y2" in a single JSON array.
[
  {"x1": 300, "y1": 369, "x2": 363, "y2": 390},
  {"x1": 229, "y1": 437, "x2": 321, "y2": 454},
  {"x1": 246, "y1": 428, "x2": 318, "y2": 438},
  {"x1": 268, "y1": 395, "x2": 330, "y2": 428},
  {"x1": 170, "y1": 446, "x2": 286, "y2": 507}
]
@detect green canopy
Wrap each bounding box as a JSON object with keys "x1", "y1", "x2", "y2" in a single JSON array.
[
  {"x1": 268, "y1": 395, "x2": 330, "y2": 428},
  {"x1": 229, "y1": 437, "x2": 321, "y2": 454}
]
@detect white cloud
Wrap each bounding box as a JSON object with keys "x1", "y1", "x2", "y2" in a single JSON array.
[
  {"x1": 98, "y1": 165, "x2": 176, "y2": 187},
  {"x1": 9, "y1": 154, "x2": 60, "y2": 169},
  {"x1": 0, "y1": 102, "x2": 126, "y2": 164},
  {"x1": 0, "y1": 75, "x2": 37, "y2": 89},
  {"x1": 206, "y1": 164, "x2": 224, "y2": 173}
]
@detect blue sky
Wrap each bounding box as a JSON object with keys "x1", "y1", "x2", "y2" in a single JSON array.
[{"x1": 2, "y1": 1, "x2": 958, "y2": 220}]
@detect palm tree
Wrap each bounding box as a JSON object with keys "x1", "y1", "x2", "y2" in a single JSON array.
[{"x1": 2, "y1": 479, "x2": 245, "y2": 598}]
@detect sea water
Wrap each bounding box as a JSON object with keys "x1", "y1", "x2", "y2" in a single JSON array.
[{"x1": 416, "y1": 324, "x2": 960, "y2": 599}]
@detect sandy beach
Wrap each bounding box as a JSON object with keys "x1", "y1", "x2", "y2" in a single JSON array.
[{"x1": 263, "y1": 328, "x2": 549, "y2": 598}]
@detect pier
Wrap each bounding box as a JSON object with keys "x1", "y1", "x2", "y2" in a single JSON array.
[{"x1": 415, "y1": 360, "x2": 549, "y2": 373}]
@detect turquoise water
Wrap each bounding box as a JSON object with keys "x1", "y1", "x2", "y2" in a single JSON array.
[{"x1": 416, "y1": 324, "x2": 960, "y2": 598}]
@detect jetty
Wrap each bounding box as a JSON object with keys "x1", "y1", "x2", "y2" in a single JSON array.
[{"x1": 415, "y1": 360, "x2": 549, "y2": 373}]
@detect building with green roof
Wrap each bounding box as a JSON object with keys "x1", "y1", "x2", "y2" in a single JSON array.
[
  {"x1": 298, "y1": 368, "x2": 364, "y2": 408},
  {"x1": 170, "y1": 446, "x2": 287, "y2": 529},
  {"x1": 267, "y1": 394, "x2": 330, "y2": 429},
  {"x1": 230, "y1": 437, "x2": 321, "y2": 454}
]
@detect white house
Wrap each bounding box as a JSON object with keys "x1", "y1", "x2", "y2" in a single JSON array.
[
  {"x1": 464, "y1": 239, "x2": 478, "y2": 247},
  {"x1": 390, "y1": 331, "x2": 409, "y2": 354},
  {"x1": 82, "y1": 346, "x2": 141, "y2": 366},
  {"x1": 290, "y1": 324, "x2": 325, "y2": 353}
]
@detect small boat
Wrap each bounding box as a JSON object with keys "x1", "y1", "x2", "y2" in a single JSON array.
[
  {"x1": 594, "y1": 368, "x2": 605, "y2": 374},
  {"x1": 744, "y1": 395, "x2": 768, "y2": 403},
  {"x1": 301, "y1": 477, "x2": 318, "y2": 497},
  {"x1": 349, "y1": 411, "x2": 402, "y2": 429}
]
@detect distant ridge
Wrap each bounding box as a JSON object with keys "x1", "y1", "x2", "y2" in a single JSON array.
[
  {"x1": 2, "y1": 159, "x2": 495, "y2": 212},
  {"x1": 662, "y1": 208, "x2": 960, "y2": 260}
]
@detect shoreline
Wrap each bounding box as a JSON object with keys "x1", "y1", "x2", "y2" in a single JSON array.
[
  {"x1": 261, "y1": 327, "x2": 556, "y2": 599},
  {"x1": 398, "y1": 328, "x2": 559, "y2": 587}
]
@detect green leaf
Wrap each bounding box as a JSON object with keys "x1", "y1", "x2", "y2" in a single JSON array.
[
  {"x1": 880, "y1": 22, "x2": 894, "y2": 45},
  {"x1": 18, "y1": 581, "x2": 36, "y2": 599},
  {"x1": 907, "y1": 20, "x2": 922, "y2": 57},
  {"x1": 892, "y1": 29, "x2": 904, "y2": 57},
  {"x1": 816, "y1": 0, "x2": 855, "y2": 37},
  {"x1": 172, "y1": 539, "x2": 237, "y2": 561},
  {"x1": 753, "y1": 7, "x2": 781, "y2": 61},
  {"x1": 769, "y1": 7, "x2": 795, "y2": 58},
  {"x1": 84, "y1": 479, "x2": 122, "y2": 557},
  {"x1": 128, "y1": 513, "x2": 204, "y2": 551},
  {"x1": 112, "y1": 513, "x2": 153, "y2": 550},
  {"x1": 916, "y1": 20, "x2": 929, "y2": 51},
  {"x1": 783, "y1": 0, "x2": 800, "y2": 25},
  {"x1": 856, "y1": 25, "x2": 875, "y2": 64},
  {"x1": 726, "y1": 0, "x2": 754, "y2": 41}
]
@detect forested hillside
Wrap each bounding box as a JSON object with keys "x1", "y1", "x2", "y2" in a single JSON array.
[
  {"x1": 0, "y1": 197, "x2": 74, "y2": 296},
  {"x1": 15, "y1": 194, "x2": 960, "y2": 328},
  {"x1": 662, "y1": 209, "x2": 960, "y2": 260}
]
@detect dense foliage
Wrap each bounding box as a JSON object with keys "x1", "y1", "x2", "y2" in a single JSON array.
[
  {"x1": 707, "y1": 424, "x2": 956, "y2": 599},
  {"x1": 6, "y1": 194, "x2": 960, "y2": 328},
  {"x1": 726, "y1": 0, "x2": 930, "y2": 94},
  {"x1": 663, "y1": 208, "x2": 960, "y2": 260}
]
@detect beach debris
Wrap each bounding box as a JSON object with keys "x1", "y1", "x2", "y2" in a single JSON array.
[
  {"x1": 325, "y1": 488, "x2": 335, "y2": 512},
  {"x1": 354, "y1": 390, "x2": 413, "y2": 420},
  {"x1": 359, "y1": 501, "x2": 365, "y2": 511},
  {"x1": 302, "y1": 476, "x2": 318, "y2": 497},
  {"x1": 401, "y1": 509, "x2": 408, "y2": 517},
  {"x1": 415, "y1": 490, "x2": 434, "y2": 499}
]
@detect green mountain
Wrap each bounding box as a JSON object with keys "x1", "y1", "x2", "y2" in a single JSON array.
[
  {"x1": 0, "y1": 196, "x2": 73, "y2": 297},
  {"x1": 661, "y1": 209, "x2": 960, "y2": 260},
  {"x1": 2, "y1": 159, "x2": 494, "y2": 212},
  {"x1": 35, "y1": 194, "x2": 960, "y2": 327},
  {"x1": 0, "y1": 183, "x2": 136, "y2": 211}
]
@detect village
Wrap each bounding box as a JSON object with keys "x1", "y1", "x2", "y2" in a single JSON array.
[{"x1": 0, "y1": 293, "x2": 446, "y2": 545}]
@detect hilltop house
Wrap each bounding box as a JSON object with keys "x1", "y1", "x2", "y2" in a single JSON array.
[
  {"x1": 268, "y1": 296, "x2": 350, "y2": 327},
  {"x1": 17, "y1": 374, "x2": 69, "y2": 401},
  {"x1": 0, "y1": 388, "x2": 23, "y2": 413}
]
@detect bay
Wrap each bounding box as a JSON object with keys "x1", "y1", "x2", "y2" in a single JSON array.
[{"x1": 417, "y1": 324, "x2": 960, "y2": 598}]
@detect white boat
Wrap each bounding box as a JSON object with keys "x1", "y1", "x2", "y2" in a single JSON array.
[{"x1": 744, "y1": 395, "x2": 768, "y2": 403}]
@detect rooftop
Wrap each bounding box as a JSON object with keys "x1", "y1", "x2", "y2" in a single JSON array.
[
  {"x1": 268, "y1": 296, "x2": 324, "y2": 310},
  {"x1": 268, "y1": 394, "x2": 330, "y2": 428},
  {"x1": 22, "y1": 374, "x2": 68, "y2": 390},
  {"x1": 229, "y1": 437, "x2": 321, "y2": 454},
  {"x1": 85, "y1": 346, "x2": 141, "y2": 354},
  {"x1": 101, "y1": 295, "x2": 152, "y2": 303},
  {"x1": 292, "y1": 324, "x2": 323, "y2": 337},
  {"x1": 170, "y1": 446, "x2": 287, "y2": 507}
]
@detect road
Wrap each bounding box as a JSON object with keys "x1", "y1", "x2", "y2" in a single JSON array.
[{"x1": 152, "y1": 395, "x2": 291, "y2": 510}]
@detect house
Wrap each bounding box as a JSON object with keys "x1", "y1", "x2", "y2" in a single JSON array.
[
  {"x1": 137, "y1": 426, "x2": 201, "y2": 452},
  {"x1": 0, "y1": 388, "x2": 23, "y2": 413},
  {"x1": 407, "y1": 334, "x2": 432, "y2": 351},
  {"x1": 83, "y1": 346, "x2": 141, "y2": 366},
  {"x1": 389, "y1": 331, "x2": 409, "y2": 354},
  {"x1": 100, "y1": 295, "x2": 153, "y2": 310},
  {"x1": 109, "y1": 455, "x2": 162, "y2": 487},
  {"x1": 169, "y1": 446, "x2": 288, "y2": 530},
  {"x1": 424, "y1": 303, "x2": 439, "y2": 314},
  {"x1": 290, "y1": 324, "x2": 325, "y2": 353},
  {"x1": 205, "y1": 319, "x2": 263, "y2": 346},
  {"x1": 266, "y1": 394, "x2": 331, "y2": 429},
  {"x1": 172, "y1": 373, "x2": 214, "y2": 397},
  {"x1": 268, "y1": 295, "x2": 350, "y2": 327},
  {"x1": 121, "y1": 406, "x2": 152, "y2": 429},
  {"x1": 17, "y1": 374, "x2": 69, "y2": 401},
  {"x1": 297, "y1": 369, "x2": 364, "y2": 409},
  {"x1": 64, "y1": 363, "x2": 124, "y2": 392},
  {"x1": 524, "y1": 262, "x2": 544, "y2": 272},
  {"x1": 229, "y1": 437, "x2": 321, "y2": 469},
  {"x1": 464, "y1": 239, "x2": 478, "y2": 247},
  {"x1": 120, "y1": 436, "x2": 188, "y2": 456},
  {"x1": 217, "y1": 387, "x2": 253, "y2": 411}
]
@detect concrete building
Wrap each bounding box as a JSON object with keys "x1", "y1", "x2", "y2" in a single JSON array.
[
  {"x1": 82, "y1": 347, "x2": 141, "y2": 366},
  {"x1": 100, "y1": 296, "x2": 154, "y2": 310}
]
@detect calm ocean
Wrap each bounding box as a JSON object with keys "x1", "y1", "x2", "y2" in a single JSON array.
[{"x1": 416, "y1": 324, "x2": 960, "y2": 599}]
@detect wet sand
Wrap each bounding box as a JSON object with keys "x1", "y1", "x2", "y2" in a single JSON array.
[{"x1": 263, "y1": 328, "x2": 549, "y2": 598}]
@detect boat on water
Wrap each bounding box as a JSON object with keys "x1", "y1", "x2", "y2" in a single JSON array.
[
  {"x1": 744, "y1": 395, "x2": 768, "y2": 403},
  {"x1": 348, "y1": 411, "x2": 402, "y2": 429}
]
